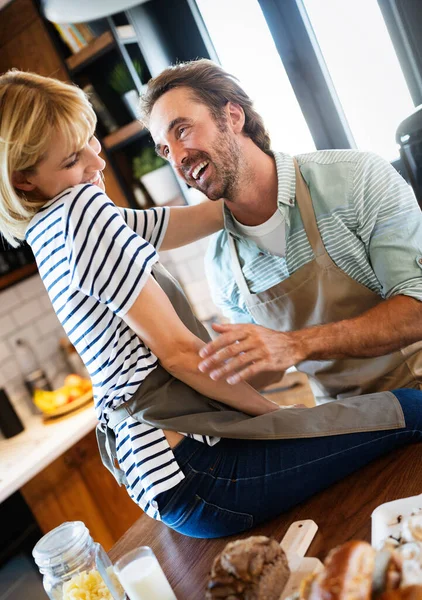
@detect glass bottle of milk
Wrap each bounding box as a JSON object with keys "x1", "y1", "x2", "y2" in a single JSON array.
[{"x1": 114, "y1": 546, "x2": 177, "y2": 600}]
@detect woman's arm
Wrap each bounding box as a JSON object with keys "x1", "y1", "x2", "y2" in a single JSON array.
[
  {"x1": 160, "y1": 199, "x2": 223, "y2": 250},
  {"x1": 124, "y1": 275, "x2": 279, "y2": 416}
]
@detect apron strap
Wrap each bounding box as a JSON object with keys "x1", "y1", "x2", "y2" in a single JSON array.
[
  {"x1": 228, "y1": 234, "x2": 253, "y2": 299},
  {"x1": 96, "y1": 422, "x2": 127, "y2": 486},
  {"x1": 292, "y1": 158, "x2": 328, "y2": 259},
  {"x1": 228, "y1": 157, "x2": 333, "y2": 298}
]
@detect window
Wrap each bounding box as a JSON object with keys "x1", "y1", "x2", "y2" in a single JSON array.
[
  {"x1": 195, "y1": 0, "x2": 316, "y2": 155},
  {"x1": 303, "y1": 0, "x2": 415, "y2": 161}
]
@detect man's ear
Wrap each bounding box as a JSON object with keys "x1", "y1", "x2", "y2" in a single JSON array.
[
  {"x1": 227, "y1": 102, "x2": 245, "y2": 133},
  {"x1": 11, "y1": 171, "x2": 36, "y2": 192}
]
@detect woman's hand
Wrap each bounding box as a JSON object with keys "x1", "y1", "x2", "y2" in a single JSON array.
[{"x1": 198, "y1": 323, "x2": 304, "y2": 384}]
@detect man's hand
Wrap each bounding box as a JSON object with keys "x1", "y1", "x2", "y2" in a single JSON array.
[
  {"x1": 198, "y1": 323, "x2": 304, "y2": 384},
  {"x1": 198, "y1": 296, "x2": 422, "y2": 385}
]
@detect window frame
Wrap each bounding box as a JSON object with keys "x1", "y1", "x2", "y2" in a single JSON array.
[{"x1": 257, "y1": 0, "x2": 356, "y2": 150}]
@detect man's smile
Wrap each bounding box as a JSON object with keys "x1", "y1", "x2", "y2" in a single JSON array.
[{"x1": 191, "y1": 160, "x2": 209, "y2": 180}]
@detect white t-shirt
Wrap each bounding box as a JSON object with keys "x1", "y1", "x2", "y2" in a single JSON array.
[{"x1": 232, "y1": 209, "x2": 287, "y2": 257}]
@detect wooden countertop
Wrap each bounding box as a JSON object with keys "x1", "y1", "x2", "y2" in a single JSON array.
[{"x1": 109, "y1": 443, "x2": 421, "y2": 599}]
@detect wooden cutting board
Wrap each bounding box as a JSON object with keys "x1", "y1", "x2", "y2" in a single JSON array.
[{"x1": 279, "y1": 520, "x2": 323, "y2": 599}]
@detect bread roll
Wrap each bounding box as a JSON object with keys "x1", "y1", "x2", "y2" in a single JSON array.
[
  {"x1": 206, "y1": 536, "x2": 290, "y2": 600},
  {"x1": 307, "y1": 541, "x2": 375, "y2": 600},
  {"x1": 379, "y1": 585, "x2": 422, "y2": 600}
]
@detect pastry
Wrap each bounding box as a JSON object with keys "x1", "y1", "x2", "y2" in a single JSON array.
[
  {"x1": 306, "y1": 541, "x2": 375, "y2": 600},
  {"x1": 206, "y1": 535, "x2": 290, "y2": 599},
  {"x1": 379, "y1": 585, "x2": 422, "y2": 600}
]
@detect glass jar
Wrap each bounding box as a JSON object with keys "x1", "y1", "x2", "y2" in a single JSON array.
[{"x1": 32, "y1": 521, "x2": 125, "y2": 600}]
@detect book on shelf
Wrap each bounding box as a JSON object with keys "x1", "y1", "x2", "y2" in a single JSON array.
[
  {"x1": 116, "y1": 24, "x2": 136, "y2": 41},
  {"x1": 82, "y1": 84, "x2": 119, "y2": 134},
  {"x1": 75, "y1": 23, "x2": 96, "y2": 44},
  {"x1": 53, "y1": 22, "x2": 96, "y2": 54}
]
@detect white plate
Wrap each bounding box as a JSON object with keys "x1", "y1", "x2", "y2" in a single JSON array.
[{"x1": 371, "y1": 494, "x2": 422, "y2": 549}]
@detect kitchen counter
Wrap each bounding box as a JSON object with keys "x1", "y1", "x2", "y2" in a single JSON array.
[
  {"x1": 0, "y1": 404, "x2": 97, "y2": 503},
  {"x1": 0, "y1": 373, "x2": 315, "y2": 505},
  {"x1": 109, "y1": 444, "x2": 421, "y2": 599}
]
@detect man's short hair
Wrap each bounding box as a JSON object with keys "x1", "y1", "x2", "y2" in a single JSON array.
[{"x1": 140, "y1": 59, "x2": 271, "y2": 154}]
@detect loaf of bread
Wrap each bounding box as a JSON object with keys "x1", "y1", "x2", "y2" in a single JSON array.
[{"x1": 206, "y1": 536, "x2": 290, "y2": 600}]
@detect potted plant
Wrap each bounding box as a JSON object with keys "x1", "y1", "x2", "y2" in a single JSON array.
[
  {"x1": 133, "y1": 147, "x2": 181, "y2": 206},
  {"x1": 108, "y1": 60, "x2": 143, "y2": 120}
]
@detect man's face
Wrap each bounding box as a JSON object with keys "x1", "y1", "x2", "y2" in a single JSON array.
[{"x1": 149, "y1": 87, "x2": 242, "y2": 201}]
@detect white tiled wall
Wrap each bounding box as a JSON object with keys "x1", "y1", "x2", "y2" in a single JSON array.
[
  {"x1": 0, "y1": 276, "x2": 68, "y2": 426},
  {"x1": 0, "y1": 238, "x2": 221, "y2": 428}
]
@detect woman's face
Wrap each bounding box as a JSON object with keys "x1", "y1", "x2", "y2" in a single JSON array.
[{"x1": 17, "y1": 129, "x2": 106, "y2": 199}]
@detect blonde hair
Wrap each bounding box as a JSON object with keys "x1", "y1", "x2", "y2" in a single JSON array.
[
  {"x1": 140, "y1": 59, "x2": 271, "y2": 155},
  {"x1": 0, "y1": 70, "x2": 96, "y2": 247}
]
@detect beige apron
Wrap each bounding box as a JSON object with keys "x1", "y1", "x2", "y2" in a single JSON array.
[
  {"x1": 96, "y1": 258, "x2": 405, "y2": 484},
  {"x1": 228, "y1": 159, "x2": 422, "y2": 399}
]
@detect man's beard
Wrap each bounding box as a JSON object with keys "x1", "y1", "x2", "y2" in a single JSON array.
[{"x1": 181, "y1": 129, "x2": 242, "y2": 201}]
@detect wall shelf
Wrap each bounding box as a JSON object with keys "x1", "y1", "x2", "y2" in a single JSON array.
[
  {"x1": 66, "y1": 31, "x2": 115, "y2": 72},
  {"x1": 0, "y1": 262, "x2": 38, "y2": 291},
  {"x1": 103, "y1": 120, "x2": 147, "y2": 151}
]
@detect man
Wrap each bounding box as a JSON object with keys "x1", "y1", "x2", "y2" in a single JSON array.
[{"x1": 140, "y1": 59, "x2": 422, "y2": 400}]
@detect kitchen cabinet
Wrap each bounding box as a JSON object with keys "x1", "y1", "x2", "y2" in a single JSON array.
[
  {"x1": 0, "y1": 0, "x2": 128, "y2": 208},
  {"x1": 0, "y1": 0, "x2": 128, "y2": 291},
  {"x1": 20, "y1": 429, "x2": 142, "y2": 551}
]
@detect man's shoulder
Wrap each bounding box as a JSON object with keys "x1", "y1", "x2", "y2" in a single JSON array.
[{"x1": 294, "y1": 149, "x2": 381, "y2": 168}]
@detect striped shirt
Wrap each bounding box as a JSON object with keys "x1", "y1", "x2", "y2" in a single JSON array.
[
  {"x1": 205, "y1": 151, "x2": 422, "y2": 323},
  {"x1": 26, "y1": 184, "x2": 219, "y2": 520}
]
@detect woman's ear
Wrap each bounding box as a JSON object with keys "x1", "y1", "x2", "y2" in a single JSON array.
[
  {"x1": 11, "y1": 171, "x2": 36, "y2": 192},
  {"x1": 226, "y1": 102, "x2": 245, "y2": 133}
]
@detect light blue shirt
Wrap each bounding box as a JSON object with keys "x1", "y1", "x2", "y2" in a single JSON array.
[{"x1": 205, "y1": 150, "x2": 422, "y2": 324}]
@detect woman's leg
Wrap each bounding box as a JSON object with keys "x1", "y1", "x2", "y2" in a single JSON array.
[{"x1": 156, "y1": 389, "x2": 422, "y2": 538}]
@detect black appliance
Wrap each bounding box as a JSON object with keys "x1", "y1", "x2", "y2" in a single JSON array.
[
  {"x1": 396, "y1": 105, "x2": 422, "y2": 210},
  {"x1": 0, "y1": 238, "x2": 35, "y2": 277},
  {"x1": 0, "y1": 389, "x2": 24, "y2": 438}
]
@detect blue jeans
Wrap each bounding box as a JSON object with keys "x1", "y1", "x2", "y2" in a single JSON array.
[{"x1": 155, "y1": 389, "x2": 422, "y2": 538}]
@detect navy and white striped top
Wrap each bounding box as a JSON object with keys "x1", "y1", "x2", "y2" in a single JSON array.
[{"x1": 26, "y1": 184, "x2": 219, "y2": 520}]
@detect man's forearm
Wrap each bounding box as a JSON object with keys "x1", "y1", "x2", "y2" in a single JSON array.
[
  {"x1": 197, "y1": 295, "x2": 422, "y2": 384},
  {"x1": 297, "y1": 294, "x2": 422, "y2": 361}
]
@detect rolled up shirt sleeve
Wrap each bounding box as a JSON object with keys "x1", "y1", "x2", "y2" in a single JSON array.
[
  {"x1": 354, "y1": 153, "x2": 422, "y2": 302},
  {"x1": 64, "y1": 184, "x2": 158, "y2": 317}
]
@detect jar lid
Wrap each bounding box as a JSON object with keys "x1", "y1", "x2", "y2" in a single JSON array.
[{"x1": 33, "y1": 521, "x2": 90, "y2": 568}]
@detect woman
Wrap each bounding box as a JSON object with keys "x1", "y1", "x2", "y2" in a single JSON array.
[{"x1": 1, "y1": 70, "x2": 421, "y2": 539}]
